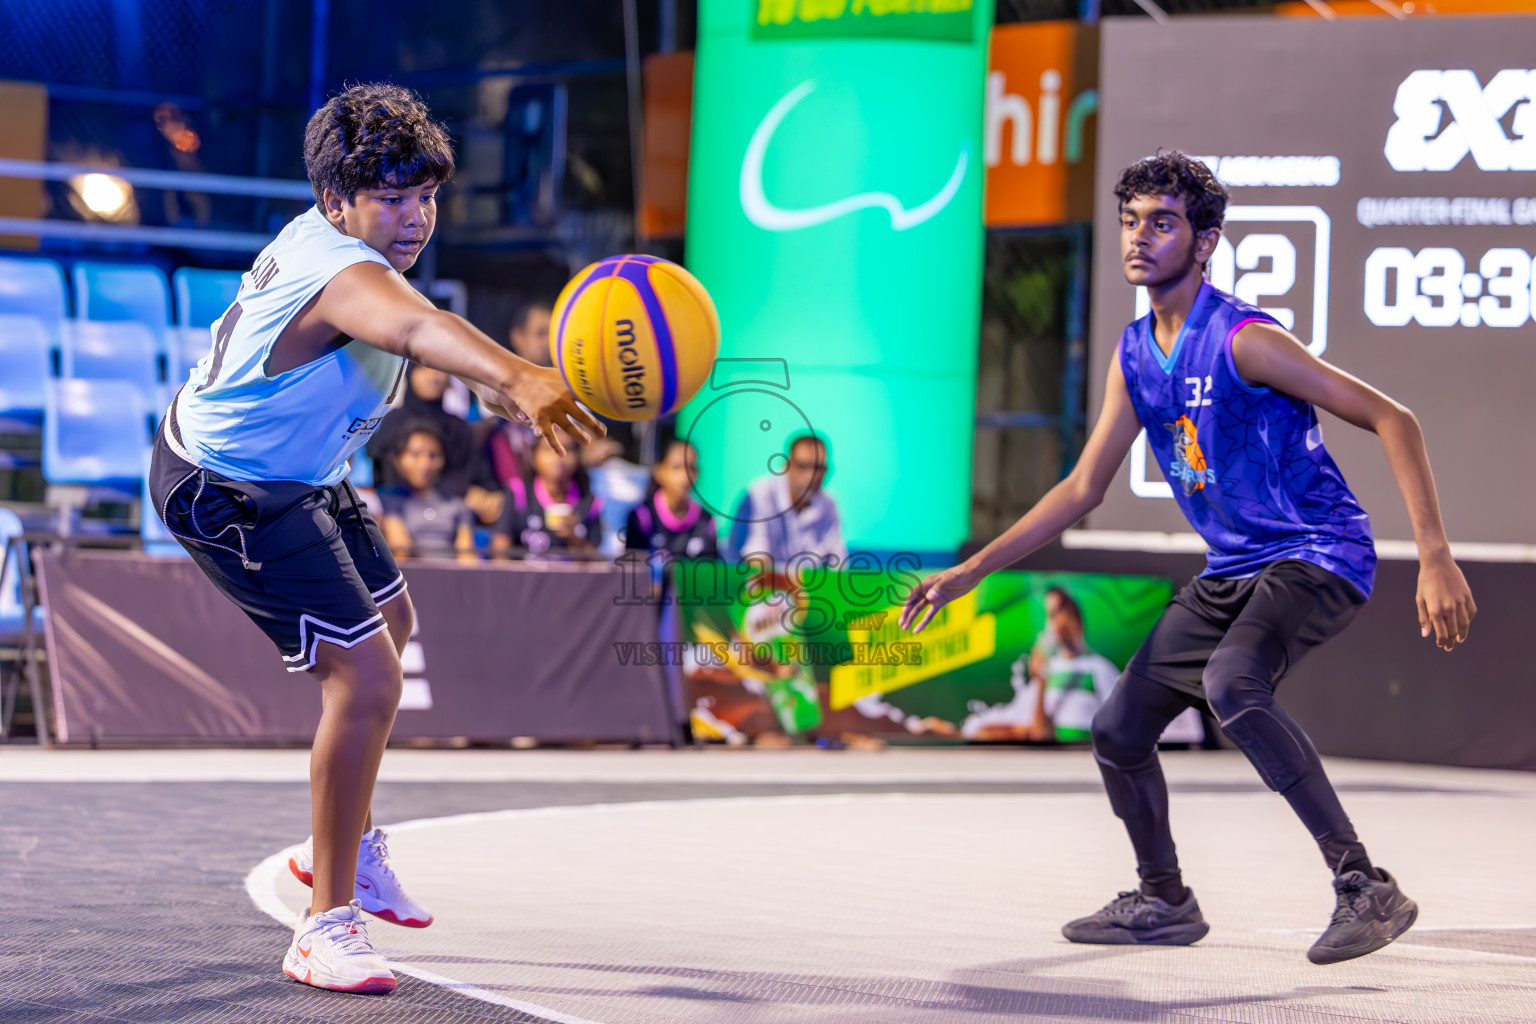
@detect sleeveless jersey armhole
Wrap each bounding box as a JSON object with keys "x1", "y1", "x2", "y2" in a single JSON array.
[
  {"x1": 257, "y1": 258, "x2": 387, "y2": 383},
  {"x1": 1223, "y1": 317, "x2": 1276, "y2": 395}
]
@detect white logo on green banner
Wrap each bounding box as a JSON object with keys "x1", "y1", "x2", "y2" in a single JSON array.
[
  {"x1": 741, "y1": 81, "x2": 970, "y2": 232},
  {"x1": 683, "y1": 0, "x2": 992, "y2": 552}
]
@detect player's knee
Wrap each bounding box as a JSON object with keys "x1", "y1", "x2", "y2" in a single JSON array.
[
  {"x1": 1090, "y1": 698, "x2": 1141, "y2": 767},
  {"x1": 383, "y1": 595, "x2": 415, "y2": 654},
  {"x1": 340, "y1": 672, "x2": 401, "y2": 726},
  {"x1": 317, "y1": 641, "x2": 403, "y2": 721},
  {"x1": 1201, "y1": 647, "x2": 1269, "y2": 723}
]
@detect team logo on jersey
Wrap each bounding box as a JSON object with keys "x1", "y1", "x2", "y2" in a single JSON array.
[
  {"x1": 1164, "y1": 415, "x2": 1215, "y2": 495},
  {"x1": 344, "y1": 414, "x2": 385, "y2": 439}
]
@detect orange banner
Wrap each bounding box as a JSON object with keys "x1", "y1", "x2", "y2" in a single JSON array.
[
  {"x1": 639, "y1": 52, "x2": 694, "y2": 239},
  {"x1": 0, "y1": 81, "x2": 47, "y2": 250},
  {"x1": 640, "y1": 25, "x2": 1097, "y2": 235},
  {"x1": 982, "y1": 21, "x2": 1098, "y2": 227}
]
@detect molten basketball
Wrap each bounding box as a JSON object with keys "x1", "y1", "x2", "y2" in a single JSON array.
[{"x1": 550, "y1": 254, "x2": 720, "y2": 422}]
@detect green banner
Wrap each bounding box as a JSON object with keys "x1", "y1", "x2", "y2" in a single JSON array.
[
  {"x1": 752, "y1": 0, "x2": 976, "y2": 43},
  {"x1": 682, "y1": 0, "x2": 991, "y2": 553},
  {"x1": 673, "y1": 563, "x2": 1185, "y2": 743}
]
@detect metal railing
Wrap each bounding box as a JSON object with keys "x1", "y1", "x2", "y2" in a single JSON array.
[{"x1": 0, "y1": 158, "x2": 312, "y2": 252}]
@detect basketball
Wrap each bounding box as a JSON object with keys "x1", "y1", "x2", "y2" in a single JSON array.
[{"x1": 550, "y1": 254, "x2": 720, "y2": 422}]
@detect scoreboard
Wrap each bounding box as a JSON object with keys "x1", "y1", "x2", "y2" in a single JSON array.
[{"x1": 1089, "y1": 17, "x2": 1536, "y2": 547}]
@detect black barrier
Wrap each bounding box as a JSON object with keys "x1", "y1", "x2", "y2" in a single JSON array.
[
  {"x1": 999, "y1": 541, "x2": 1532, "y2": 771},
  {"x1": 33, "y1": 550, "x2": 679, "y2": 746}
]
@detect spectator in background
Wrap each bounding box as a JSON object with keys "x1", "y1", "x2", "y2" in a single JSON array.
[
  {"x1": 625, "y1": 440, "x2": 718, "y2": 561},
  {"x1": 507, "y1": 298, "x2": 554, "y2": 366},
  {"x1": 493, "y1": 426, "x2": 604, "y2": 557},
  {"x1": 371, "y1": 363, "x2": 503, "y2": 525},
  {"x1": 484, "y1": 303, "x2": 546, "y2": 494},
  {"x1": 379, "y1": 422, "x2": 477, "y2": 562},
  {"x1": 487, "y1": 300, "x2": 626, "y2": 488},
  {"x1": 734, "y1": 433, "x2": 846, "y2": 567}
]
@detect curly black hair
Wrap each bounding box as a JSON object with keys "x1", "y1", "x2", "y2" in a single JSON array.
[
  {"x1": 1113, "y1": 151, "x2": 1228, "y2": 234},
  {"x1": 303, "y1": 83, "x2": 455, "y2": 205}
]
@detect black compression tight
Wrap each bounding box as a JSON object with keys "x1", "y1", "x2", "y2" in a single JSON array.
[{"x1": 1092, "y1": 652, "x2": 1374, "y2": 901}]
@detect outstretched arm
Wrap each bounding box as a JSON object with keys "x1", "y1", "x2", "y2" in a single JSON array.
[
  {"x1": 900, "y1": 357, "x2": 1143, "y2": 633},
  {"x1": 1232, "y1": 321, "x2": 1475, "y2": 651},
  {"x1": 314, "y1": 262, "x2": 602, "y2": 454}
]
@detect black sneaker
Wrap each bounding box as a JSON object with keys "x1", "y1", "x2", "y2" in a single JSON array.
[
  {"x1": 1307, "y1": 867, "x2": 1418, "y2": 965},
  {"x1": 1061, "y1": 888, "x2": 1210, "y2": 946}
]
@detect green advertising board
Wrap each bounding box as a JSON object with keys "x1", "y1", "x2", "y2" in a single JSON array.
[
  {"x1": 670, "y1": 562, "x2": 1178, "y2": 742},
  {"x1": 681, "y1": 0, "x2": 992, "y2": 553}
]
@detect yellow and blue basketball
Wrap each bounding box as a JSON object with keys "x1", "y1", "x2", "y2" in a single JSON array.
[{"x1": 550, "y1": 254, "x2": 720, "y2": 422}]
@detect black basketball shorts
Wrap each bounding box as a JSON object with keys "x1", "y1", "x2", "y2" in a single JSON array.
[
  {"x1": 1122, "y1": 558, "x2": 1367, "y2": 704},
  {"x1": 148, "y1": 418, "x2": 406, "y2": 673}
]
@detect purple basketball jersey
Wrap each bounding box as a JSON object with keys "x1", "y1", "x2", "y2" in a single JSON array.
[{"x1": 1118, "y1": 282, "x2": 1376, "y2": 598}]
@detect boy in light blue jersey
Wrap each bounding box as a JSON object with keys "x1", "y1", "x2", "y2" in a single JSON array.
[
  {"x1": 903, "y1": 152, "x2": 1476, "y2": 965},
  {"x1": 150, "y1": 83, "x2": 602, "y2": 993}
]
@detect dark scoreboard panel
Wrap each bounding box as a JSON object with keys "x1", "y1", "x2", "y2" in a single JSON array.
[{"x1": 1088, "y1": 17, "x2": 1536, "y2": 547}]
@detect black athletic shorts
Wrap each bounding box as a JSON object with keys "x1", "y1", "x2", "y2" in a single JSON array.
[
  {"x1": 1124, "y1": 558, "x2": 1367, "y2": 703},
  {"x1": 148, "y1": 411, "x2": 405, "y2": 673}
]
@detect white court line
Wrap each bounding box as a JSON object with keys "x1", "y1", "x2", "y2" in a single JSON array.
[
  {"x1": 1062, "y1": 529, "x2": 1536, "y2": 563},
  {"x1": 248, "y1": 793, "x2": 1518, "y2": 1017},
  {"x1": 1409, "y1": 922, "x2": 1536, "y2": 933},
  {"x1": 1255, "y1": 929, "x2": 1536, "y2": 966},
  {"x1": 243, "y1": 795, "x2": 881, "y2": 1023},
  {"x1": 244, "y1": 834, "x2": 613, "y2": 1024}
]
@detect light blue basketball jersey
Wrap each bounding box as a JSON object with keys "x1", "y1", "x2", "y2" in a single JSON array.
[{"x1": 168, "y1": 206, "x2": 405, "y2": 486}]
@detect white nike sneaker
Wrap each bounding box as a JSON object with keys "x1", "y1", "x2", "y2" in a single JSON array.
[
  {"x1": 288, "y1": 828, "x2": 435, "y2": 928},
  {"x1": 282, "y1": 900, "x2": 396, "y2": 994}
]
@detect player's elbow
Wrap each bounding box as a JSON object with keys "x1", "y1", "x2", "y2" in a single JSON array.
[
  {"x1": 1371, "y1": 398, "x2": 1419, "y2": 438},
  {"x1": 1065, "y1": 468, "x2": 1108, "y2": 514},
  {"x1": 395, "y1": 308, "x2": 456, "y2": 363}
]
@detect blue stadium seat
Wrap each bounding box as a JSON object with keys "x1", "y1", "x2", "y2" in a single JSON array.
[
  {"x1": 589, "y1": 461, "x2": 652, "y2": 556},
  {"x1": 166, "y1": 326, "x2": 212, "y2": 389},
  {"x1": 0, "y1": 315, "x2": 52, "y2": 432},
  {"x1": 0, "y1": 257, "x2": 68, "y2": 324},
  {"x1": 60, "y1": 320, "x2": 162, "y2": 411},
  {"x1": 72, "y1": 262, "x2": 172, "y2": 331},
  {"x1": 172, "y1": 268, "x2": 242, "y2": 329},
  {"x1": 0, "y1": 507, "x2": 43, "y2": 638},
  {"x1": 44, "y1": 379, "x2": 152, "y2": 492}
]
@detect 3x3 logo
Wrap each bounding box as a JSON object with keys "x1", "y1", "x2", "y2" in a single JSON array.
[{"x1": 1385, "y1": 69, "x2": 1536, "y2": 172}]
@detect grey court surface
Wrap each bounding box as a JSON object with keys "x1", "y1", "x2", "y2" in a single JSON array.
[{"x1": 3, "y1": 747, "x2": 1536, "y2": 1024}]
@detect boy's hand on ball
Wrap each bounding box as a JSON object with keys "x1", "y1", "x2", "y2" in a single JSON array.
[{"x1": 501, "y1": 365, "x2": 605, "y2": 455}]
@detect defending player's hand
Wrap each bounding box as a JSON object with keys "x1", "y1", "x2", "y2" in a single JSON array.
[
  {"x1": 899, "y1": 565, "x2": 979, "y2": 635},
  {"x1": 1416, "y1": 553, "x2": 1476, "y2": 652},
  {"x1": 498, "y1": 364, "x2": 606, "y2": 455}
]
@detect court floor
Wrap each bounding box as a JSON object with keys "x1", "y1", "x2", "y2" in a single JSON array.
[{"x1": 4, "y1": 747, "x2": 1535, "y2": 1023}]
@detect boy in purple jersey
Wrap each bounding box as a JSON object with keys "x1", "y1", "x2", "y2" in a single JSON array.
[{"x1": 902, "y1": 152, "x2": 1476, "y2": 964}]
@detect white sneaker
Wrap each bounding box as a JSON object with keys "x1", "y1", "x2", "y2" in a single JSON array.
[
  {"x1": 288, "y1": 827, "x2": 434, "y2": 928},
  {"x1": 282, "y1": 900, "x2": 396, "y2": 994}
]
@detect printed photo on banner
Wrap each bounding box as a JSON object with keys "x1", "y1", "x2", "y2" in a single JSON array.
[{"x1": 672, "y1": 563, "x2": 1203, "y2": 745}]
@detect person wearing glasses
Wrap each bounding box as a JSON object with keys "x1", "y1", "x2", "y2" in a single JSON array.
[{"x1": 739, "y1": 432, "x2": 846, "y2": 567}]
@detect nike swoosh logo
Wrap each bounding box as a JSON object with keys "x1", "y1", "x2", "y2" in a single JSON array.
[
  {"x1": 297, "y1": 943, "x2": 312, "y2": 958},
  {"x1": 740, "y1": 81, "x2": 968, "y2": 233}
]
